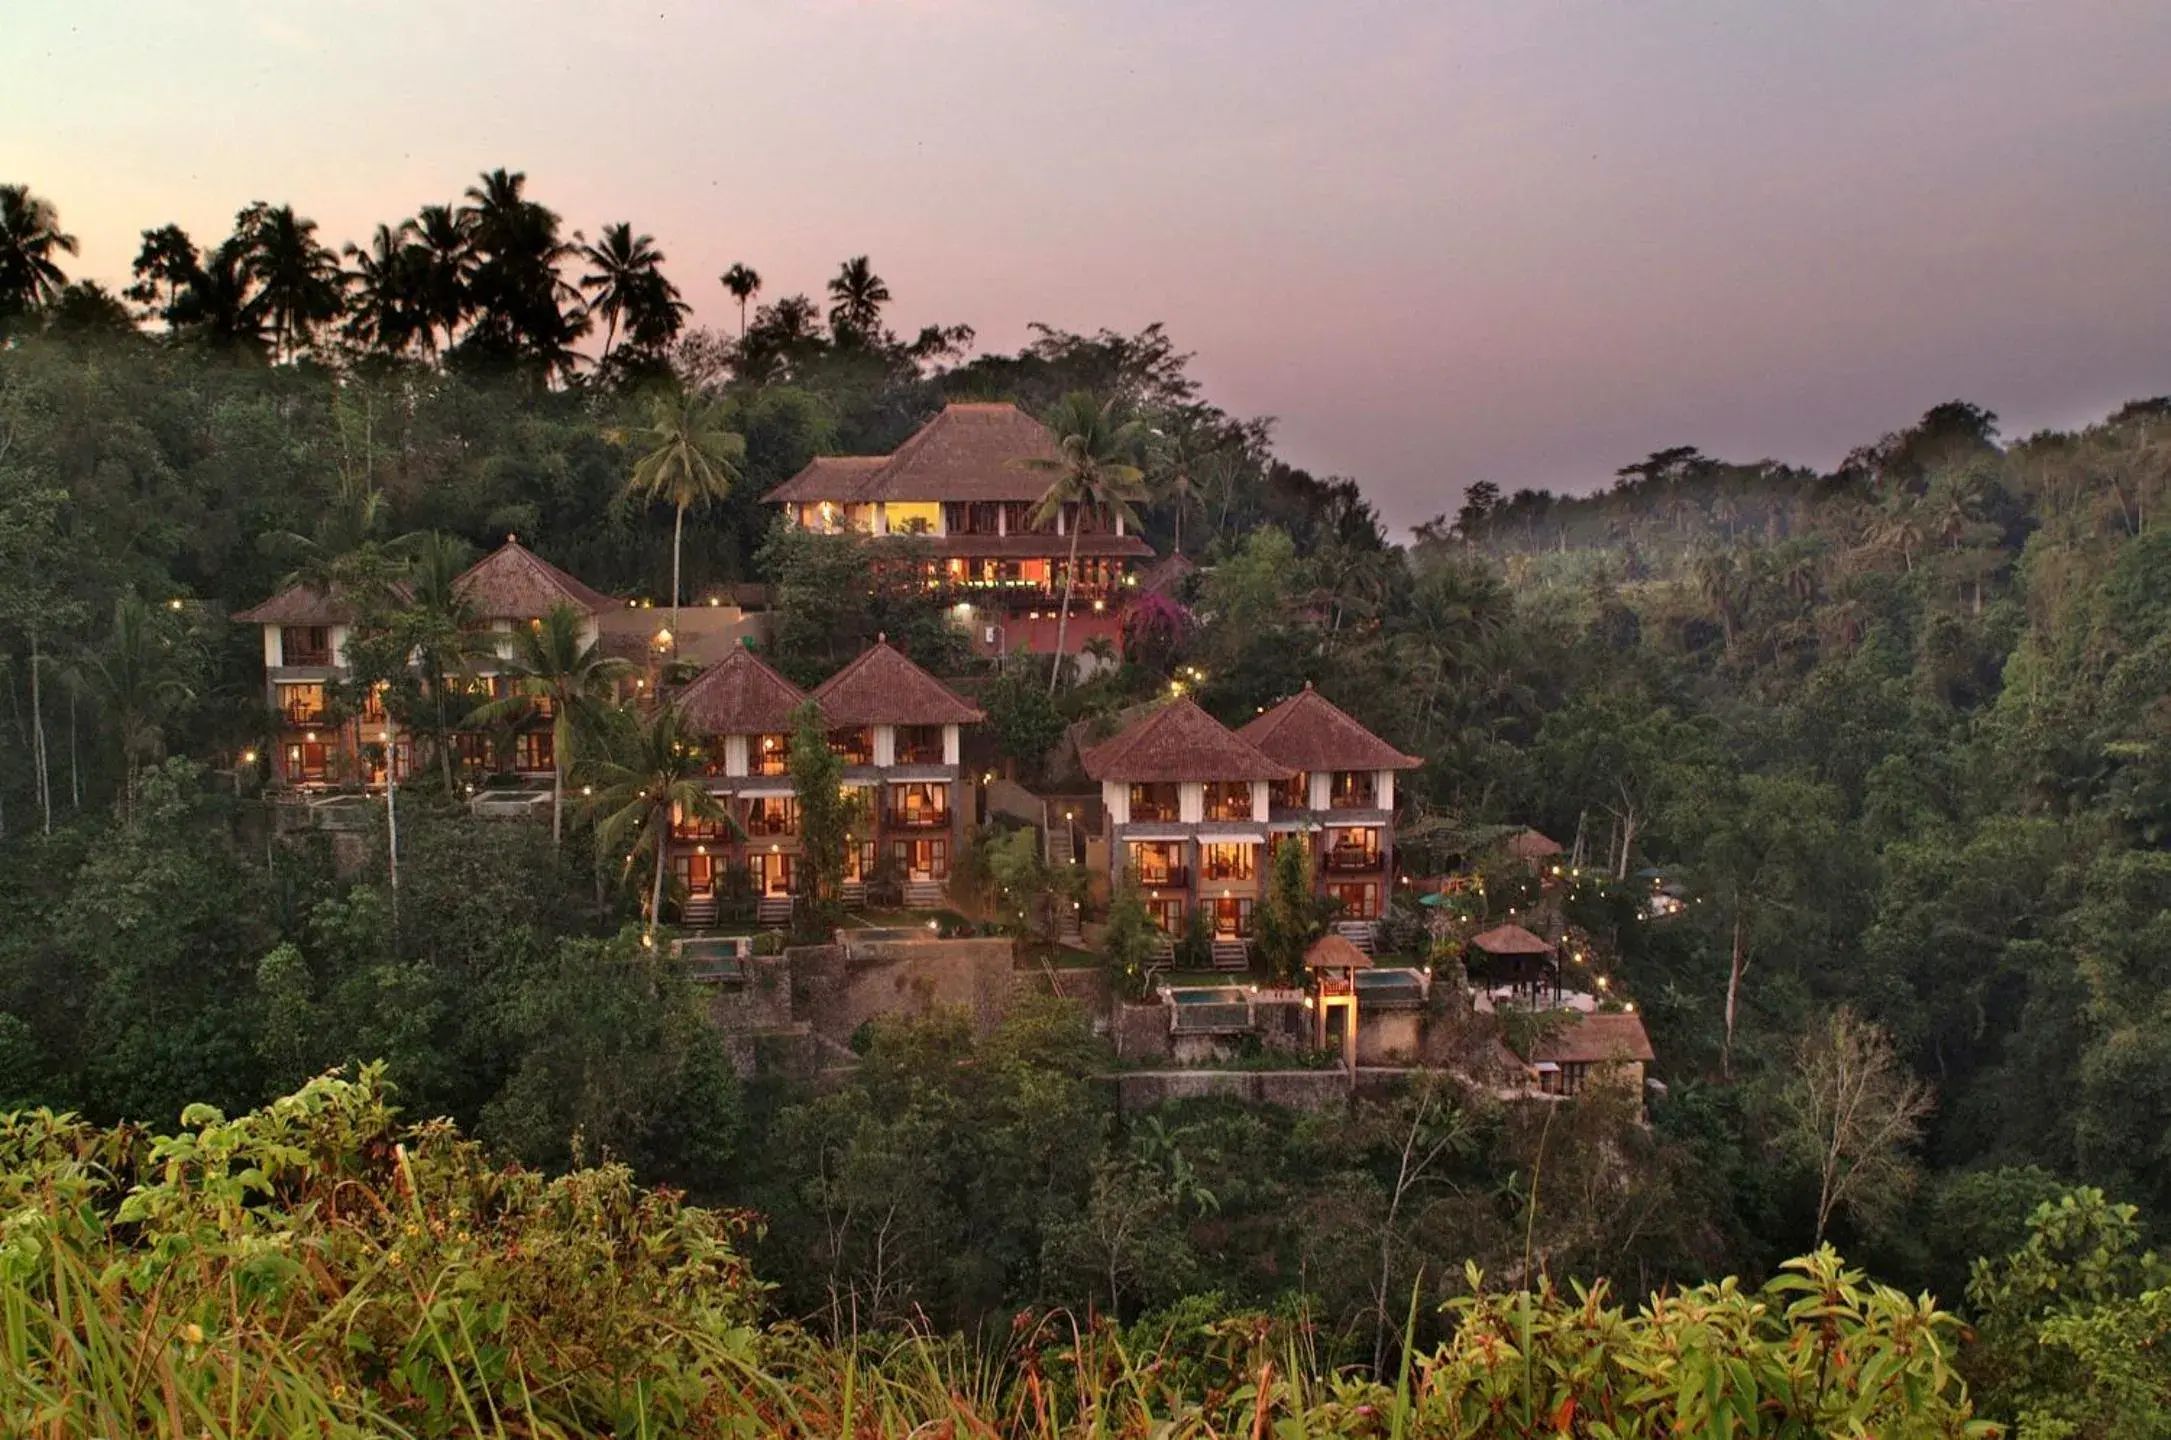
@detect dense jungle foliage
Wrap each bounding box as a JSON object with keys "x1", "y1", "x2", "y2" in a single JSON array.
[{"x1": 6, "y1": 177, "x2": 2171, "y2": 1431}]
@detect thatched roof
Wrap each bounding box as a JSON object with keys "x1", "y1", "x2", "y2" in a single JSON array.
[
  {"x1": 1532, "y1": 1012, "x2": 1655, "y2": 1065},
  {"x1": 1239, "y1": 683, "x2": 1421, "y2": 775},
  {"x1": 235, "y1": 584, "x2": 358, "y2": 626},
  {"x1": 1082, "y1": 699, "x2": 1290, "y2": 784},
  {"x1": 1304, "y1": 933, "x2": 1375, "y2": 970},
  {"x1": 811, "y1": 641, "x2": 983, "y2": 727},
  {"x1": 1503, "y1": 829, "x2": 1564, "y2": 861},
  {"x1": 675, "y1": 645, "x2": 807, "y2": 736},
  {"x1": 1469, "y1": 924, "x2": 1555, "y2": 957}
]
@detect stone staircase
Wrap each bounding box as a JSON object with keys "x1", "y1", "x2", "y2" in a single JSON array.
[
  {"x1": 1044, "y1": 802, "x2": 1078, "y2": 868},
  {"x1": 1057, "y1": 903, "x2": 1084, "y2": 946},
  {"x1": 842, "y1": 879, "x2": 865, "y2": 908},
  {"x1": 681, "y1": 894, "x2": 718, "y2": 928},
  {"x1": 1148, "y1": 932, "x2": 1177, "y2": 964},
  {"x1": 1210, "y1": 937, "x2": 1250, "y2": 971},
  {"x1": 904, "y1": 880, "x2": 945, "y2": 910},
  {"x1": 1334, "y1": 919, "x2": 1378, "y2": 955},
  {"x1": 757, "y1": 894, "x2": 793, "y2": 927}
]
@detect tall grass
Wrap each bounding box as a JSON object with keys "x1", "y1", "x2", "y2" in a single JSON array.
[{"x1": 1, "y1": 1068, "x2": 1988, "y2": 1438}]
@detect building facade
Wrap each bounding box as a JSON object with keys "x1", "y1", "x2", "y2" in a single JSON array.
[
  {"x1": 671, "y1": 640, "x2": 982, "y2": 919},
  {"x1": 765, "y1": 401, "x2": 1155, "y2": 656}
]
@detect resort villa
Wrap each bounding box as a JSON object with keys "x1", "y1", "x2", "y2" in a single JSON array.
[
  {"x1": 765, "y1": 401, "x2": 1155, "y2": 656},
  {"x1": 1081, "y1": 686, "x2": 1417, "y2": 964},
  {"x1": 671, "y1": 640, "x2": 982, "y2": 924}
]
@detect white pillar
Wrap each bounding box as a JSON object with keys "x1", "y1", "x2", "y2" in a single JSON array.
[
  {"x1": 1179, "y1": 783, "x2": 1204, "y2": 824},
  {"x1": 874, "y1": 725, "x2": 896, "y2": 767},
  {"x1": 942, "y1": 725, "x2": 961, "y2": 766},
  {"x1": 724, "y1": 734, "x2": 749, "y2": 777},
  {"x1": 1309, "y1": 772, "x2": 1331, "y2": 811},
  {"x1": 1377, "y1": 772, "x2": 1395, "y2": 811},
  {"x1": 262, "y1": 626, "x2": 282, "y2": 669}
]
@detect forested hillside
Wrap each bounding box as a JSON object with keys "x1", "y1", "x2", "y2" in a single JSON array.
[{"x1": 6, "y1": 176, "x2": 2171, "y2": 1430}]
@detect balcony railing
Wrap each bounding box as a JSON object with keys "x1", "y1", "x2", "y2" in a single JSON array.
[
  {"x1": 1324, "y1": 848, "x2": 1383, "y2": 874},
  {"x1": 1135, "y1": 866, "x2": 1192, "y2": 891},
  {"x1": 283, "y1": 649, "x2": 333, "y2": 668},
  {"x1": 893, "y1": 744, "x2": 945, "y2": 766},
  {"x1": 887, "y1": 808, "x2": 951, "y2": 830},
  {"x1": 744, "y1": 813, "x2": 798, "y2": 838},
  {"x1": 1202, "y1": 859, "x2": 1255, "y2": 882},
  {"x1": 1129, "y1": 802, "x2": 1180, "y2": 823},
  {"x1": 282, "y1": 703, "x2": 329, "y2": 727}
]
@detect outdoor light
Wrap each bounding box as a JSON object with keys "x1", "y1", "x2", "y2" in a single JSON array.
[
  {"x1": 707, "y1": 596, "x2": 720, "y2": 607},
  {"x1": 654, "y1": 628, "x2": 673, "y2": 648},
  {"x1": 1624, "y1": 1002, "x2": 1637, "y2": 1014},
  {"x1": 305, "y1": 731, "x2": 318, "y2": 743},
  {"x1": 241, "y1": 749, "x2": 257, "y2": 765},
  {"x1": 1597, "y1": 975, "x2": 1610, "y2": 990},
  {"x1": 168, "y1": 598, "x2": 184, "y2": 611},
  {"x1": 927, "y1": 920, "x2": 939, "y2": 931}
]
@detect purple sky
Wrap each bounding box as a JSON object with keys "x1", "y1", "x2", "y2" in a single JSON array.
[{"x1": 10, "y1": 0, "x2": 2171, "y2": 529}]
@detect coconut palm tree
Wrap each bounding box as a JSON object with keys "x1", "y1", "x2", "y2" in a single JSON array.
[
  {"x1": 720, "y1": 262, "x2": 761, "y2": 335},
  {"x1": 409, "y1": 204, "x2": 473, "y2": 357},
  {"x1": 177, "y1": 236, "x2": 270, "y2": 353},
  {"x1": 344, "y1": 221, "x2": 422, "y2": 358},
  {"x1": 579, "y1": 222, "x2": 667, "y2": 362},
  {"x1": 589, "y1": 703, "x2": 734, "y2": 940},
  {"x1": 609, "y1": 388, "x2": 746, "y2": 637},
  {"x1": 1025, "y1": 392, "x2": 1148, "y2": 692},
  {"x1": 825, "y1": 255, "x2": 890, "y2": 345},
  {"x1": 242, "y1": 204, "x2": 348, "y2": 362},
  {"x1": 0, "y1": 184, "x2": 78, "y2": 319},
  {"x1": 460, "y1": 168, "x2": 585, "y2": 376},
  {"x1": 394, "y1": 533, "x2": 497, "y2": 794},
  {"x1": 469, "y1": 602, "x2": 633, "y2": 845}
]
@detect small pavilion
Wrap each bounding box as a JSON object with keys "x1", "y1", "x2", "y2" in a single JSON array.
[
  {"x1": 1468, "y1": 922, "x2": 1559, "y2": 1004},
  {"x1": 1306, "y1": 932, "x2": 1373, "y2": 1086}
]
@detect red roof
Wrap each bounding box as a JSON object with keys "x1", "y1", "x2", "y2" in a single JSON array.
[
  {"x1": 1470, "y1": 924, "x2": 1555, "y2": 956},
  {"x1": 767, "y1": 402, "x2": 1063, "y2": 505},
  {"x1": 675, "y1": 645, "x2": 808, "y2": 735},
  {"x1": 1082, "y1": 699, "x2": 1291, "y2": 784},
  {"x1": 1532, "y1": 1012, "x2": 1655, "y2": 1065},
  {"x1": 1238, "y1": 684, "x2": 1420, "y2": 774},
  {"x1": 454, "y1": 539, "x2": 617, "y2": 620},
  {"x1": 811, "y1": 641, "x2": 984, "y2": 728}
]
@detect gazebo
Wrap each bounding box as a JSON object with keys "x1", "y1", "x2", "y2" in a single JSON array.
[
  {"x1": 1502, "y1": 829, "x2": 1566, "y2": 877},
  {"x1": 1306, "y1": 932, "x2": 1373, "y2": 1085},
  {"x1": 1468, "y1": 922, "x2": 1559, "y2": 1003}
]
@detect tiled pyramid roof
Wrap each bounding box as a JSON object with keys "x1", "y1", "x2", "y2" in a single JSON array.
[
  {"x1": 1532, "y1": 1012, "x2": 1655, "y2": 1065},
  {"x1": 811, "y1": 640, "x2": 984, "y2": 727},
  {"x1": 1082, "y1": 698, "x2": 1290, "y2": 784},
  {"x1": 675, "y1": 645, "x2": 808, "y2": 735},
  {"x1": 454, "y1": 538, "x2": 617, "y2": 620},
  {"x1": 766, "y1": 402, "x2": 1062, "y2": 505},
  {"x1": 1238, "y1": 684, "x2": 1421, "y2": 773}
]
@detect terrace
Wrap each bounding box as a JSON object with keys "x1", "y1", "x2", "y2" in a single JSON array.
[
  {"x1": 1128, "y1": 782, "x2": 1180, "y2": 823},
  {"x1": 894, "y1": 724, "x2": 945, "y2": 765}
]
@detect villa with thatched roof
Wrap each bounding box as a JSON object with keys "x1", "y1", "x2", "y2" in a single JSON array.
[{"x1": 766, "y1": 401, "x2": 1155, "y2": 656}]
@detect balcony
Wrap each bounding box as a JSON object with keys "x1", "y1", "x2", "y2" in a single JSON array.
[
  {"x1": 1202, "y1": 858, "x2": 1255, "y2": 883},
  {"x1": 887, "y1": 808, "x2": 951, "y2": 831},
  {"x1": 744, "y1": 811, "x2": 798, "y2": 839},
  {"x1": 1323, "y1": 847, "x2": 1383, "y2": 875},
  {"x1": 1328, "y1": 777, "x2": 1377, "y2": 810},
  {"x1": 1135, "y1": 865, "x2": 1192, "y2": 891},
  {"x1": 281, "y1": 702, "x2": 329, "y2": 727}
]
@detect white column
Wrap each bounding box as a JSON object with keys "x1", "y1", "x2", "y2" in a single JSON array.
[
  {"x1": 262, "y1": 626, "x2": 282, "y2": 669},
  {"x1": 1179, "y1": 783, "x2": 1204, "y2": 824},
  {"x1": 1103, "y1": 780, "x2": 1130, "y2": 827},
  {"x1": 1377, "y1": 771, "x2": 1395, "y2": 811},
  {"x1": 724, "y1": 735, "x2": 749, "y2": 777},
  {"x1": 875, "y1": 503, "x2": 889, "y2": 536},
  {"x1": 874, "y1": 725, "x2": 896, "y2": 767},
  {"x1": 942, "y1": 725, "x2": 961, "y2": 766},
  {"x1": 329, "y1": 625, "x2": 350, "y2": 668},
  {"x1": 1308, "y1": 772, "x2": 1331, "y2": 810},
  {"x1": 1251, "y1": 780, "x2": 1270, "y2": 821}
]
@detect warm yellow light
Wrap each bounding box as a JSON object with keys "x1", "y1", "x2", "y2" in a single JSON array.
[
  {"x1": 241, "y1": 749, "x2": 258, "y2": 765},
  {"x1": 167, "y1": 598, "x2": 184, "y2": 611},
  {"x1": 653, "y1": 628, "x2": 673, "y2": 648},
  {"x1": 304, "y1": 731, "x2": 318, "y2": 743}
]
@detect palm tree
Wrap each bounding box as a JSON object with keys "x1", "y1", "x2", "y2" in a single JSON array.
[
  {"x1": 395, "y1": 533, "x2": 494, "y2": 794},
  {"x1": 460, "y1": 169, "x2": 585, "y2": 377},
  {"x1": 80, "y1": 595, "x2": 196, "y2": 815},
  {"x1": 720, "y1": 262, "x2": 761, "y2": 335},
  {"x1": 468, "y1": 602, "x2": 632, "y2": 844},
  {"x1": 1025, "y1": 392, "x2": 1148, "y2": 692},
  {"x1": 177, "y1": 237, "x2": 269, "y2": 353},
  {"x1": 242, "y1": 204, "x2": 348, "y2": 361},
  {"x1": 578, "y1": 222, "x2": 667, "y2": 362},
  {"x1": 589, "y1": 703, "x2": 733, "y2": 941},
  {"x1": 609, "y1": 388, "x2": 746, "y2": 637},
  {"x1": 0, "y1": 184, "x2": 78, "y2": 319},
  {"x1": 344, "y1": 221, "x2": 422, "y2": 358},
  {"x1": 409, "y1": 204, "x2": 473, "y2": 356},
  {"x1": 825, "y1": 255, "x2": 890, "y2": 345}
]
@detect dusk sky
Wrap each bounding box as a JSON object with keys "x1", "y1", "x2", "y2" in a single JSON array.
[{"x1": 10, "y1": 0, "x2": 2171, "y2": 529}]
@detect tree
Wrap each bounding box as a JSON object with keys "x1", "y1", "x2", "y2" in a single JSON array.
[
  {"x1": 459, "y1": 168, "x2": 586, "y2": 378},
  {"x1": 1025, "y1": 392, "x2": 1148, "y2": 691},
  {"x1": 343, "y1": 221, "x2": 423, "y2": 358},
  {"x1": 590, "y1": 702, "x2": 731, "y2": 941},
  {"x1": 825, "y1": 255, "x2": 890, "y2": 346},
  {"x1": 1780, "y1": 1008, "x2": 1935, "y2": 1244},
  {"x1": 408, "y1": 202, "x2": 473, "y2": 356},
  {"x1": 240, "y1": 203, "x2": 348, "y2": 361},
  {"x1": 1102, "y1": 875, "x2": 1159, "y2": 996},
  {"x1": 1255, "y1": 833, "x2": 1328, "y2": 984},
  {"x1": 982, "y1": 662, "x2": 1065, "y2": 779},
  {"x1": 124, "y1": 223, "x2": 198, "y2": 326},
  {"x1": 719, "y1": 262, "x2": 761, "y2": 336},
  {"x1": 787, "y1": 700, "x2": 855, "y2": 940},
  {"x1": 469, "y1": 602, "x2": 632, "y2": 844},
  {"x1": 388, "y1": 533, "x2": 493, "y2": 795},
  {"x1": 1041, "y1": 1156, "x2": 1195, "y2": 1316},
  {"x1": 0, "y1": 184, "x2": 78, "y2": 320},
  {"x1": 78, "y1": 595, "x2": 197, "y2": 814},
  {"x1": 610, "y1": 387, "x2": 746, "y2": 637},
  {"x1": 579, "y1": 222, "x2": 683, "y2": 367}
]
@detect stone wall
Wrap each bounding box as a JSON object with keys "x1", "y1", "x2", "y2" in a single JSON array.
[
  {"x1": 1112, "y1": 1002, "x2": 1173, "y2": 1062},
  {"x1": 789, "y1": 937, "x2": 1017, "y2": 1047},
  {"x1": 1110, "y1": 1068, "x2": 1413, "y2": 1114}
]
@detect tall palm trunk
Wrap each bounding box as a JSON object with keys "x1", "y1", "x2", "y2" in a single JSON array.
[
  {"x1": 650, "y1": 821, "x2": 670, "y2": 940},
  {"x1": 671, "y1": 501, "x2": 685, "y2": 646},
  {"x1": 384, "y1": 713, "x2": 401, "y2": 928},
  {"x1": 30, "y1": 627, "x2": 50, "y2": 835},
  {"x1": 1049, "y1": 520, "x2": 1082, "y2": 696},
  {"x1": 550, "y1": 709, "x2": 567, "y2": 846}
]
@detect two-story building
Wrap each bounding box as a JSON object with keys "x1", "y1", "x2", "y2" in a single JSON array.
[
  {"x1": 765, "y1": 401, "x2": 1156, "y2": 656},
  {"x1": 809, "y1": 640, "x2": 984, "y2": 905},
  {"x1": 235, "y1": 537, "x2": 620, "y2": 789},
  {"x1": 1082, "y1": 698, "x2": 1291, "y2": 965},
  {"x1": 1082, "y1": 689, "x2": 1419, "y2": 962},
  {"x1": 1237, "y1": 683, "x2": 1423, "y2": 926},
  {"x1": 671, "y1": 640, "x2": 982, "y2": 923}
]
